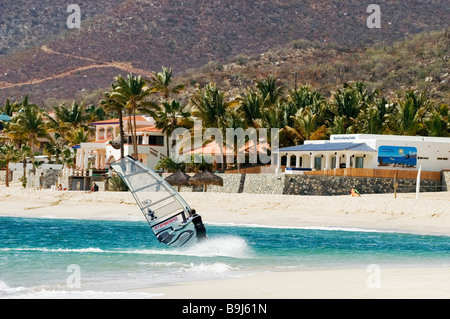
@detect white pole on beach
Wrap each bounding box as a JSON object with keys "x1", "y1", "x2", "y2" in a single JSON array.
[{"x1": 416, "y1": 165, "x2": 422, "y2": 199}]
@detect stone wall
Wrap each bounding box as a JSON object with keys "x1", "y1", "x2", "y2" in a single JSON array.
[
  {"x1": 282, "y1": 175, "x2": 441, "y2": 196},
  {"x1": 26, "y1": 169, "x2": 62, "y2": 189},
  {"x1": 173, "y1": 173, "x2": 442, "y2": 195},
  {"x1": 4, "y1": 169, "x2": 444, "y2": 195},
  {"x1": 243, "y1": 174, "x2": 285, "y2": 194}
]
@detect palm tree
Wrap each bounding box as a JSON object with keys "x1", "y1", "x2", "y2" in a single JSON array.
[
  {"x1": 43, "y1": 101, "x2": 94, "y2": 170},
  {"x1": 1, "y1": 99, "x2": 19, "y2": 116},
  {"x1": 43, "y1": 137, "x2": 65, "y2": 164},
  {"x1": 288, "y1": 85, "x2": 325, "y2": 111},
  {"x1": 149, "y1": 66, "x2": 185, "y2": 100},
  {"x1": 154, "y1": 99, "x2": 192, "y2": 158},
  {"x1": 110, "y1": 74, "x2": 157, "y2": 158},
  {"x1": 7, "y1": 102, "x2": 47, "y2": 152},
  {"x1": 237, "y1": 88, "x2": 264, "y2": 128},
  {"x1": 356, "y1": 96, "x2": 391, "y2": 134},
  {"x1": 255, "y1": 76, "x2": 284, "y2": 109},
  {"x1": 191, "y1": 83, "x2": 230, "y2": 129},
  {"x1": 328, "y1": 115, "x2": 349, "y2": 135},
  {"x1": 66, "y1": 127, "x2": 90, "y2": 168},
  {"x1": 353, "y1": 82, "x2": 378, "y2": 108},
  {"x1": 256, "y1": 101, "x2": 300, "y2": 148},
  {"x1": 53, "y1": 101, "x2": 88, "y2": 129},
  {"x1": 66, "y1": 127, "x2": 90, "y2": 146},
  {"x1": 44, "y1": 101, "x2": 88, "y2": 143},
  {"x1": 2, "y1": 120, "x2": 28, "y2": 148},
  {"x1": 148, "y1": 67, "x2": 189, "y2": 158},
  {"x1": 155, "y1": 157, "x2": 183, "y2": 173},
  {"x1": 289, "y1": 108, "x2": 327, "y2": 142},
  {"x1": 424, "y1": 104, "x2": 449, "y2": 137},
  {"x1": 100, "y1": 85, "x2": 127, "y2": 159},
  {"x1": 18, "y1": 144, "x2": 33, "y2": 188},
  {"x1": 85, "y1": 104, "x2": 107, "y2": 123},
  {"x1": 0, "y1": 143, "x2": 19, "y2": 187},
  {"x1": 359, "y1": 105, "x2": 383, "y2": 134},
  {"x1": 391, "y1": 90, "x2": 431, "y2": 136},
  {"x1": 330, "y1": 83, "x2": 365, "y2": 134},
  {"x1": 191, "y1": 83, "x2": 237, "y2": 169}
]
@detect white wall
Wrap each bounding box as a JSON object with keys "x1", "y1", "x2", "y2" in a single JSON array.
[
  {"x1": 8, "y1": 163, "x2": 63, "y2": 172},
  {"x1": 357, "y1": 137, "x2": 450, "y2": 172}
]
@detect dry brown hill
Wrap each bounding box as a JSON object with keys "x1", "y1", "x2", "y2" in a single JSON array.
[{"x1": 0, "y1": 0, "x2": 448, "y2": 106}]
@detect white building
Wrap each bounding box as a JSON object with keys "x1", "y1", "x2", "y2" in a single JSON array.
[
  {"x1": 274, "y1": 134, "x2": 450, "y2": 173},
  {"x1": 76, "y1": 115, "x2": 167, "y2": 171}
]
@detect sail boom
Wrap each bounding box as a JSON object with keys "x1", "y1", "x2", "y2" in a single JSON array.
[
  {"x1": 142, "y1": 194, "x2": 175, "y2": 210},
  {"x1": 133, "y1": 181, "x2": 161, "y2": 193}
]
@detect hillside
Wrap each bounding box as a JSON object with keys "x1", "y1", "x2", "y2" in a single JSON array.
[
  {"x1": 178, "y1": 29, "x2": 450, "y2": 104},
  {"x1": 0, "y1": 0, "x2": 448, "y2": 106}
]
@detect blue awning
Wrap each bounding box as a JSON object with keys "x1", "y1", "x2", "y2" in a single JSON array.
[
  {"x1": 275, "y1": 142, "x2": 376, "y2": 153},
  {"x1": 0, "y1": 113, "x2": 11, "y2": 122}
]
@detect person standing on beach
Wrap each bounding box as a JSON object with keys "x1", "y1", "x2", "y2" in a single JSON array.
[{"x1": 39, "y1": 173, "x2": 44, "y2": 190}]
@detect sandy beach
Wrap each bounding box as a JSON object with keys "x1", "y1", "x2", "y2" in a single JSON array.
[{"x1": 1, "y1": 184, "x2": 449, "y2": 299}]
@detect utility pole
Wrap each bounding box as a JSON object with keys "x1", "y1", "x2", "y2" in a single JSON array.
[{"x1": 293, "y1": 72, "x2": 298, "y2": 91}]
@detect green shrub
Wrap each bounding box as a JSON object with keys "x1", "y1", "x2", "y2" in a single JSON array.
[{"x1": 108, "y1": 175, "x2": 128, "y2": 192}]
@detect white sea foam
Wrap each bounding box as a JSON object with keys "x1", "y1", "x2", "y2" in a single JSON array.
[
  {"x1": 182, "y1": 236, "x2": 252, "y2": 258},
  {"x1": 0, "y1": 280, "x2": 161, "y2": 299},
  {"x1": 206, "y1": 222, "x2": 393, "y2": 233},
  {"x1": 0, "y1": 247, "x2": 104, "y2": 253},
  {"x1": 0, "y1": 280, "x2": 28, "y2": 296},
  {"x1": 113, "y1": 236, "x2": 252, "y2": 259},
  {"x1": 178, "y1": 262, "x2": 234, "y2": 273},
  {"x1": 137, "y1": 261, "x2": 185, "y2": 267},
  {"x1": 0, "y1": 237, "x2": 251, "y2": 259}
]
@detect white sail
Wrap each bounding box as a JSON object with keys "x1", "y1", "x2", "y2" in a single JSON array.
[{"x1": 110, "y1": 156, "x2": 206, "y2": 247}]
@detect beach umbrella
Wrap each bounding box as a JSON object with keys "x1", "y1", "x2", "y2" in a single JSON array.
[
  {"x1": 0, "y1": 113, "x2": 12, "y2": 122},
  {"x1": 188, "y1": 170, "x2": 223, "y2": 192},
  {"x1": 165, "y1": 170, "x2": 191, "y2": 191}
]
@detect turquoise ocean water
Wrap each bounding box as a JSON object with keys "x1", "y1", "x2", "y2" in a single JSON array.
[{"x1": 0, "y1": 216, "x2": 449, "y2": 298}]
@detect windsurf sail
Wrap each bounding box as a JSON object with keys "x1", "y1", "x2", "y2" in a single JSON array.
[{"x1": 110, "y1": 156, "x2": 207, "y2": 247}]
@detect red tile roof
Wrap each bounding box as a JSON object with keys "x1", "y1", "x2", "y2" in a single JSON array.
[
  {"x1": 90, "y1": 116, "x2": 151, "y2": 125},
  {"x1": 138, "y1": 126, "x2": 163, "y2": 133}
]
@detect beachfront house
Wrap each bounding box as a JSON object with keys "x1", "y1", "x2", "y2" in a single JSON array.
[
  {"x1": 273, "y1": 134, "x2": 450, "y2": 174},
  {"x1": 0, "y1": 113, "x2": 11, "y2": 145},
  {"x1": 76, "y1": 115, "x2": 167, "y2": 171}
]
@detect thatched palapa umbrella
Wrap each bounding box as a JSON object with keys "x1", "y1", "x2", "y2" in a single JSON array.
[
  {"x1": 188, "y1": 170, "x2": 223, "y2": 192},
  {"x1": 165, "y1": 170, "x2": 191, "y2": 191}
]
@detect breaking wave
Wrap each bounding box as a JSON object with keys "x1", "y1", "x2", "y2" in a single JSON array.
[
  {"x1": 0, "y1": 236, "x2": 252, "y2": 259},
  {"x1": 0, "y1": 280, "x2": 160, "y2": 299}
]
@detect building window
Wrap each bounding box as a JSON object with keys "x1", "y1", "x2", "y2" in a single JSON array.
[
  {"x1": 355, "y1": 157, "x2": 364, "y2": 168},
  {"x1": 314, "y1": 157, "x2": 322, "y2": 170},
  {"x1": 290, "y1": 155, "x2": 296, "y2": 167},
  {"x1": 107, "y1": 127, "x2": 114, "y2": 140},
  {"x1": 331, "y1": 157, "x2": 337, "y2": 169},
  {"x1": 126, "y1": 136, "x2": 143, "y2": 144},
  {"x1": 148, "y1": 136, "x2": 164, "y2": 146}
]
